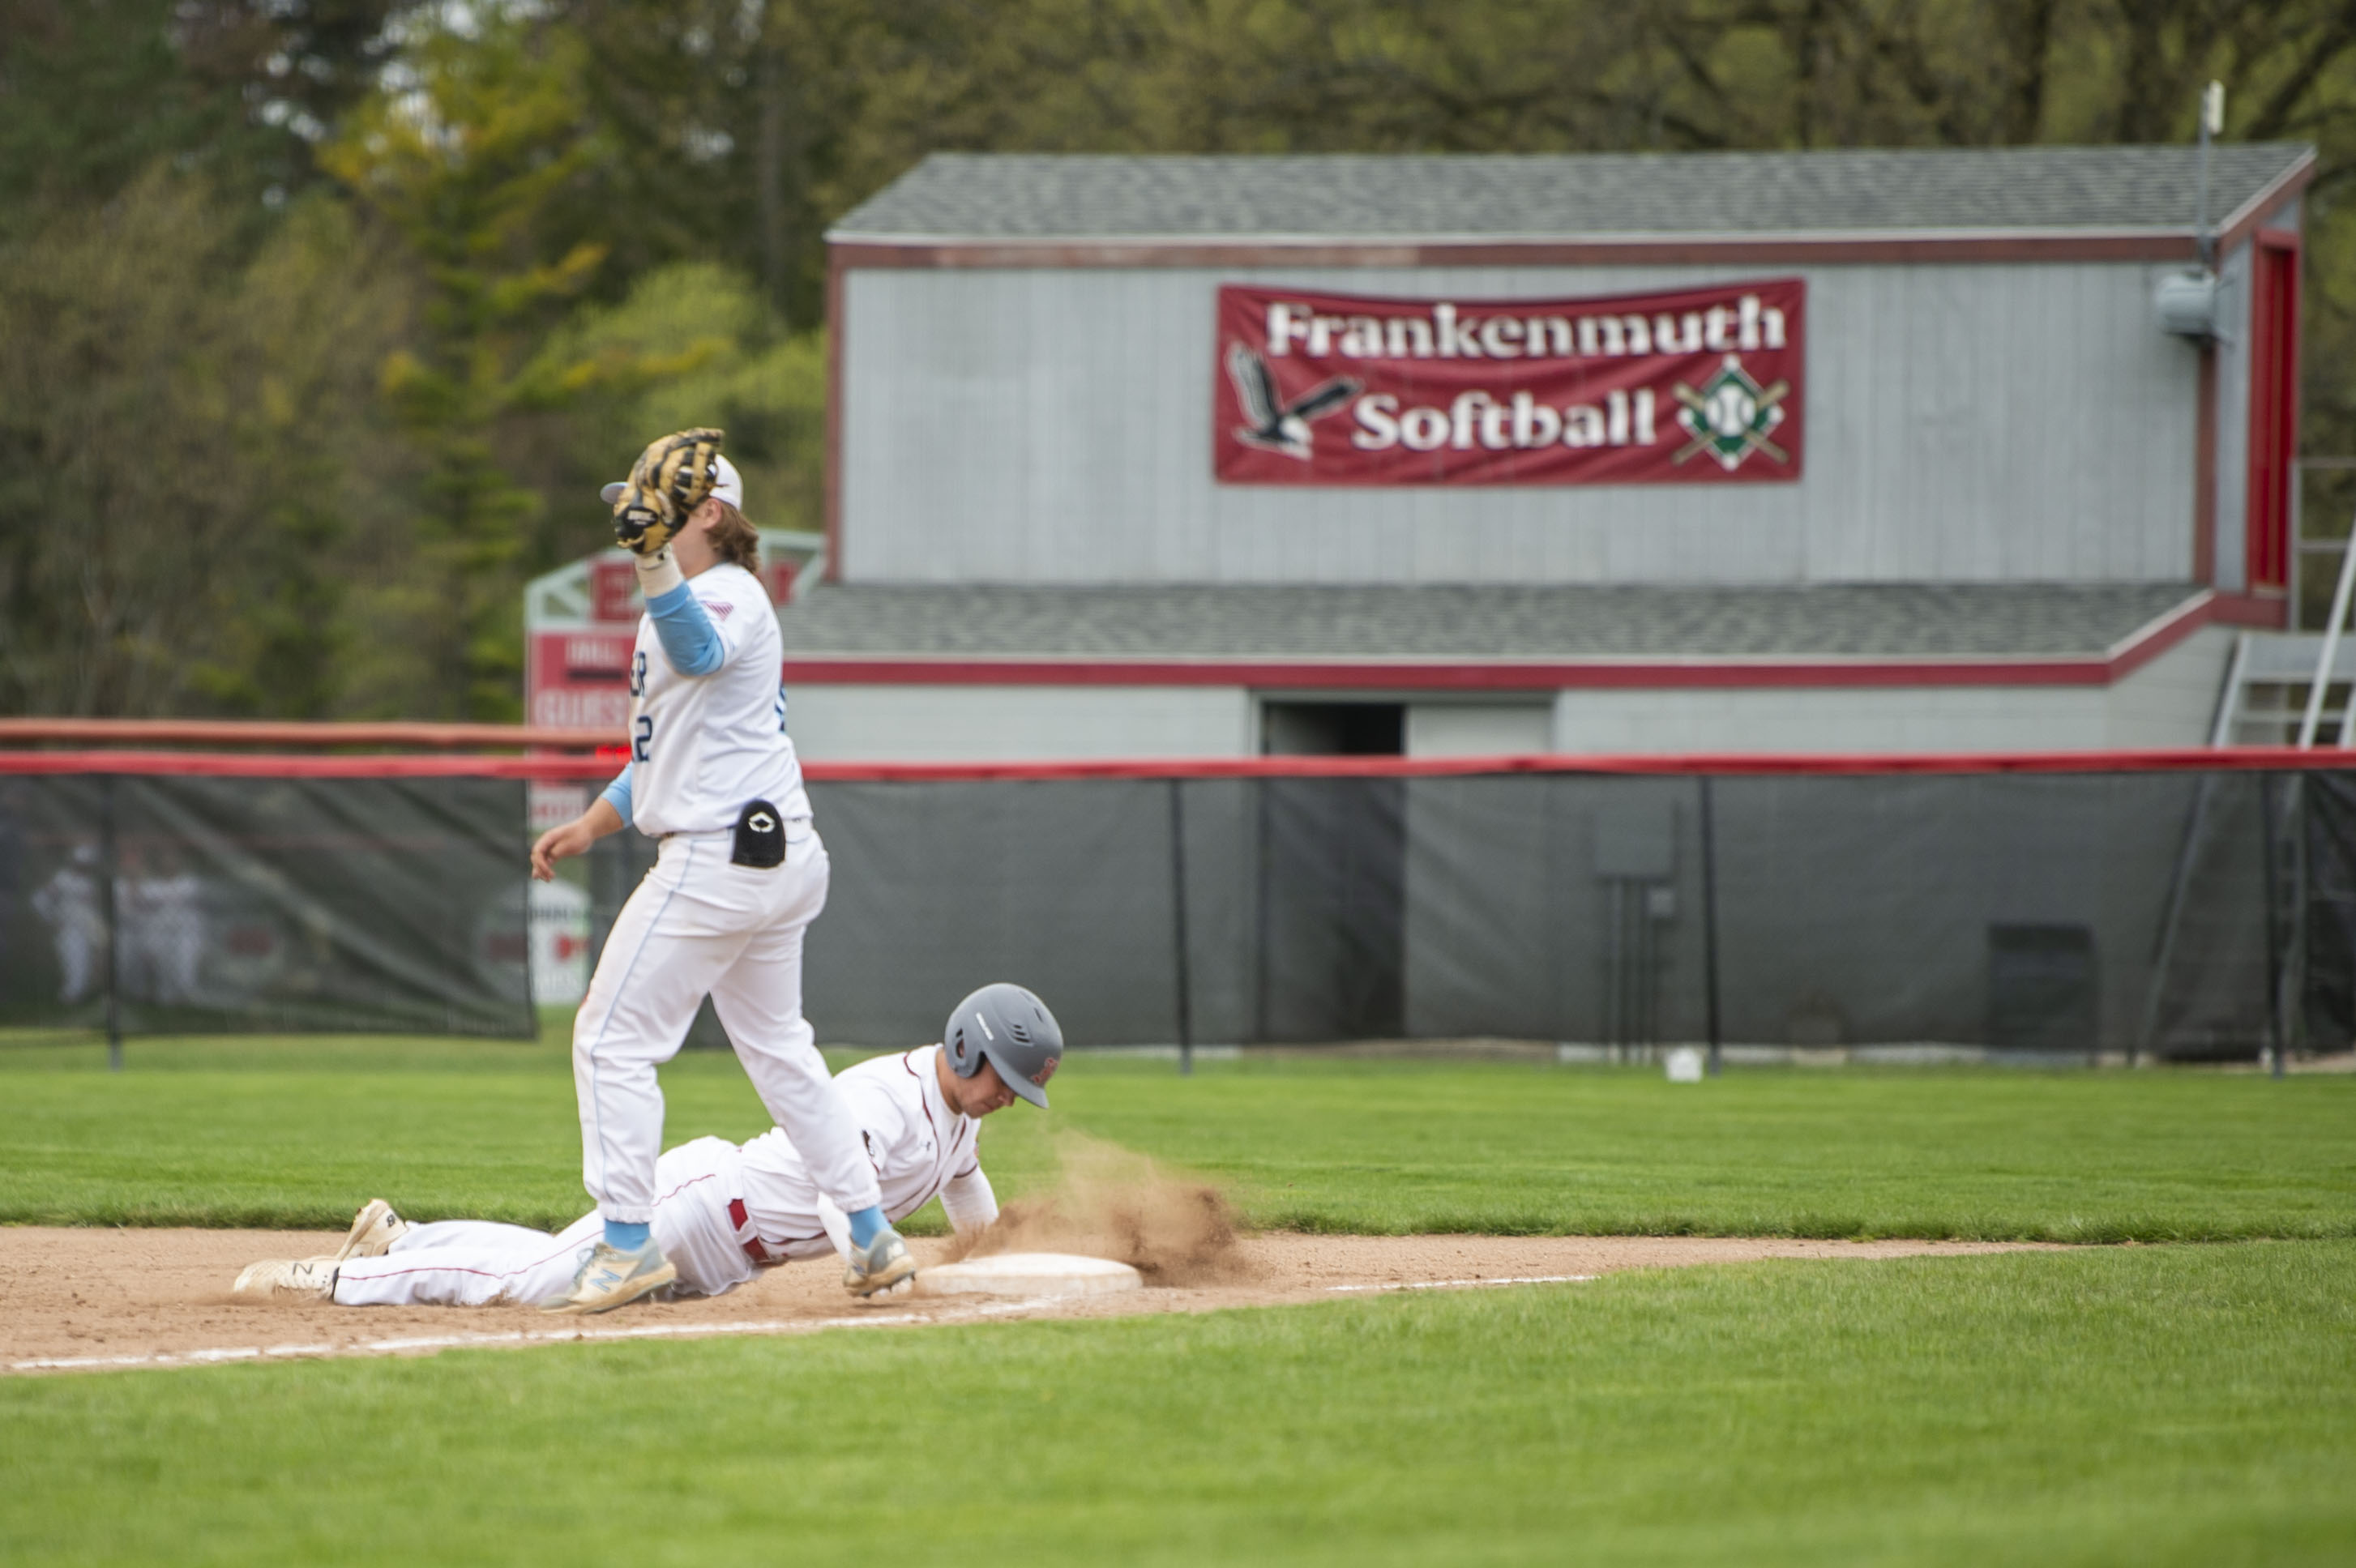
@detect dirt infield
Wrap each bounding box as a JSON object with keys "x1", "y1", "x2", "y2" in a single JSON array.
[{"x1": 0, "y1": 1228, "x2": 2050, "y2": 1376}]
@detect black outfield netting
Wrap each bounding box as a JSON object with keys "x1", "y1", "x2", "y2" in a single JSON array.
[
  {"x1": 792, "y1": 769, "x2": 2336, "y2": 1058},
  {"x1": 2, "y1": 765, "x2": 2342, "y2": 1057},
  {"x1": 0, "y1": 774, "x2": 533, "y2": 1038}
]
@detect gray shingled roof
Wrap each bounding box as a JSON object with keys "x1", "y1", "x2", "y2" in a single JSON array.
[
  {"x1": 831, "y1": 146, "x2": 2311, "y2": 242},
  {"x1": 776, "y1": 583, "x2": 2201, "y2": 660}
]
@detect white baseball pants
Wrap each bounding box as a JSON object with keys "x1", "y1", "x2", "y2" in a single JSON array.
[
  {"x1": 571, "y1": 827, "x2": 880, "y2": 1226},
  {"x1": 334, "y1": 1138, "x2": 760, "y2": 1307}
]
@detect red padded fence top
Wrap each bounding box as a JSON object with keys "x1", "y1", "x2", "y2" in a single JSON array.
[
  {"x1": 0, "y1": 737, "x2": 2352, "y2": 781},
  {"x1": 0, "y1": 718, "x2": 615, "y2": 751},
  {"x1": 2, "y1": 717, "x2": 2351, "y2": 777},
  {"x1": 808, "y1": 749, "x2": 2356, "y2": 780},
  {"x1": 0, "y1": 750, "x2": 622, "y2": 780}
]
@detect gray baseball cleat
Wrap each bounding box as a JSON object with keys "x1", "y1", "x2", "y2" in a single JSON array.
[
  {"x1": 539, "y1": 1238, "x2": 677, "y2": 1315},
  {"x1": 842, "y1": 1228, "x2": 917, "y2": 1298},
  {"x1": 332, "y1": 1198, "x2": 409, "y2": 1262},
  {"x1": 233, "y1": 1257, "x2": 340, "y2": 1302}
]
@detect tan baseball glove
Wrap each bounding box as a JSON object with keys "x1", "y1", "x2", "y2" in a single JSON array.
[{"x1": 609, "y1": 427, "x2": 725, "y2": 558}]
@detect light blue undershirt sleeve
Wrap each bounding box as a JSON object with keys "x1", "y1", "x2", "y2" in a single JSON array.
[
  {"x1": 644, "y1": 582, "x2": 724, "y2": 676},
  {"x1": 599, "y1": 763, "x2": 632, "y2": 822}
]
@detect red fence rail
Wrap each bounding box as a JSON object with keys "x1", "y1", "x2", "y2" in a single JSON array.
[
  {"x1": 2, "y1": 720, "x2": 2355, "y2": 779},
  {"x1": 0, "y1": 718, "x2": 614, "y2": 752}
]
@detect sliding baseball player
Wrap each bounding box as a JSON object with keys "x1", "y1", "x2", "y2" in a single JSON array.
[
  {"x1": 526, "y1": 429, "x2": 901, "y2": 1314},
  {"x1": 232, "y1": 985, "x2": 1063, "y2": 1308}
]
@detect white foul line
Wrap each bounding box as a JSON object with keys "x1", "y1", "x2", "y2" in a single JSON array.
[
  {"x1": 1324, "y1": 1274, "x2": 1597, "y2": 1292},
  {"x1": 7, "y1": 1310, "x2": 939, "y2": 1375},
  {"x1": 9, "y1": 1277, "x2": 1590, "y2": 1376}
]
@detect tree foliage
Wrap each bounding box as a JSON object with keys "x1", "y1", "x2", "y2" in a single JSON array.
[
  {"x1": 0, "y1": 177, "x2": 413, "y2": 716},
  {"x1": 321, "y1": 14, "x2": 615, "y2": 717},
  {"x1": 0, "y1": 0, "x2": 399, "y2": 232},
  {"x1": 5, "y1": 0, "x2": 2356, "y2": 718}
]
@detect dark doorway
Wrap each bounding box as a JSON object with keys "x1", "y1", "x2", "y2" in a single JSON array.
[
  {"x1": 1256, "y1": 702, "x2": 1407, "y2": 1041},
  {"x1": 1263, "y1": 702, "x2": 1405, "y2": 757}
]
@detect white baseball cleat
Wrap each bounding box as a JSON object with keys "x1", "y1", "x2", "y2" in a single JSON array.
[
  {"x1": 842, "y1": 1228, "x2": 918, "y2": 1299},
  {"x1": 538, "y1": 1239, "x2": 677, "y2": 1315},
  {"x1": 233, "y1": 1257, "x2": 340, "y2": 1302},
  {"x1": 332, "y1": 1198, "x2": 409, "y2": 1262}
]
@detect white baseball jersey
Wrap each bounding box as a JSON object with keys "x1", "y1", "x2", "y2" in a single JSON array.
[
  {"x1": 336, "y1": 1047, "x2": 998, "y2": 1308},
  {"x1": 740, "y1": 1045, "x2": 986, "y2": 1258},
  {"x1": 626, "y1": 562, "x2": 809, "y2": 838}
]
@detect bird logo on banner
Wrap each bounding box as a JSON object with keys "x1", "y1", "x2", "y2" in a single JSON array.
[{"x1": 1227, "y1": 344, "x2": 1362, "y2": 460}]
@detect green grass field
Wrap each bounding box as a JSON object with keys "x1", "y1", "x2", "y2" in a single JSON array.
[
  {"x1": 2, "y1": 1032, "x2": 2352, "y2": 1562},
  {"x1": 2, "y1": 1242, "x2": 2349, "y2": 1565},
  {"x1": 2, "y1": 1034, "x2": 2350, "y2": 1240}
]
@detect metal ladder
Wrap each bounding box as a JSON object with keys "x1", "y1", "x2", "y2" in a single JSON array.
[
  {"x1": 2208, "y1": 630, "x2": 2356, "y2": 745},
  {"x1": 2209, "y1": 512, "x2": 2356, "y2": 746},
  {"x1": 2164, "y1": 517, "x2": 2351, "y2": 1073}
]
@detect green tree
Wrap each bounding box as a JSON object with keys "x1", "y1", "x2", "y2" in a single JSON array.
[
  {"x1": 522, "y1": 261, "x2": 828, "y2": 537},
  {"x1": 560, "y1": 0, "x2": 879, "y2": 328},
  {"x1": 0, "y1": 0, "x2": 398, "y2": 235},
  {"x1": 0, "y1": 173, "x2": 414, "y2": 717},
  {"x1": 322, "y1": 13, "x2": 614, "y2": 719}
]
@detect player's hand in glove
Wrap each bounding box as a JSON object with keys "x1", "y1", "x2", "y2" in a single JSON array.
[{"x1": 609, "y1": 427, "x2": 725, "y2": 559}]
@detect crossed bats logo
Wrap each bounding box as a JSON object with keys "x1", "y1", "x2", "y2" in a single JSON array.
[
  {"x1": 1672, "y1": 354, "x2": 1791, "y2": 471},
  {"x1": 1226, "y1": 344, "x2": 1362, "y2": 460}
]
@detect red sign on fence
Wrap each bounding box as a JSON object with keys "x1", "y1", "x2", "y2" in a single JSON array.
[
  {"x1": 526, "y1": 631, "x2": 634, "y2": 732},
  {"x1": 1213, "y1": 280, "x2": 1806, "y2": 486}
]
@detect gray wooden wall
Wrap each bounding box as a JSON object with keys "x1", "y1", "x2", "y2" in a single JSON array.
[
  {"x1": 840, "y1": 261, "x2": 2211, "y2": 585},
  {"x1": 776, "y1": 629, "x2": 2230, "y2": 763}
]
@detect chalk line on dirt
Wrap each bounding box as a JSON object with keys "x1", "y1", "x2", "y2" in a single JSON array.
[
  {"x1": 11, "y1": 1278, "x2": 1573, "y2": 1375},
  {"x1": 7, "y1": 1308, "x2": 962, "y2": 1375},
  {"x1": 0, "y1": 1230, "x2": 2055, "y2": 1378},
  {"x1": 13, "y1": 1275, "x2": 1606, "y2": 1374}
]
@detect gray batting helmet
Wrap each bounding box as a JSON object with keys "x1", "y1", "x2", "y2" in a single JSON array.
[{"x1": 943, "y1": 983, "x2": 1063, "y2": 1109}]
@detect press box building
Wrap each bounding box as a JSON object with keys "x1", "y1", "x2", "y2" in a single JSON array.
[{"x1": 769, "y1": 145, "x2": 2313, "y2": 763}]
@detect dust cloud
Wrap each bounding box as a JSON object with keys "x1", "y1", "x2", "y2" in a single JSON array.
[{"x1": 943, "y1": 1132, "x2": 1249, "y2": 1286}]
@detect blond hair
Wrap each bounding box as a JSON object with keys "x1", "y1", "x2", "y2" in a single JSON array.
[{"x1": 708, "y1": 499, "x2": 760, "y2": 573}]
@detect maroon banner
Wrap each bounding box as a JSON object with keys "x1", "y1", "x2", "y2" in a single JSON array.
[
  {"x1": 1214, "y1": 279, "x2": 1805, "y2": 485},
  {"x1": 525, "y1": 630, "x2": 633, "y2": 732}
]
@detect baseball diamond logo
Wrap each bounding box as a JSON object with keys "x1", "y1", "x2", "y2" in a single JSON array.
[{"x1": 1671, "y1": 354, "x2": 1791, "y2": 471}]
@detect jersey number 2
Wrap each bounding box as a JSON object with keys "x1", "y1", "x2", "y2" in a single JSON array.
[{"x1": 633, "y1": 716, "x2": 653, "y2": 763}]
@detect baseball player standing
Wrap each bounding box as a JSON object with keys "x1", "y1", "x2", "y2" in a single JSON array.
[
  {"x1": 231, "y1": 985, "x2": 1066, "y2": 1308},
  {"x1": 528, "y1": 429, "x2": 909, "y2": 1314}
]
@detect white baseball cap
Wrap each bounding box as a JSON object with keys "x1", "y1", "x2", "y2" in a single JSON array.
[{"x1": 601, "y1": 452, "x2": 743, "y2": 511}]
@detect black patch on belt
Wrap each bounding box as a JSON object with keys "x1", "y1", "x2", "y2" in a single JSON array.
[{"x1": 731, "y1": 799, "x2": 785, "y2": 868}]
